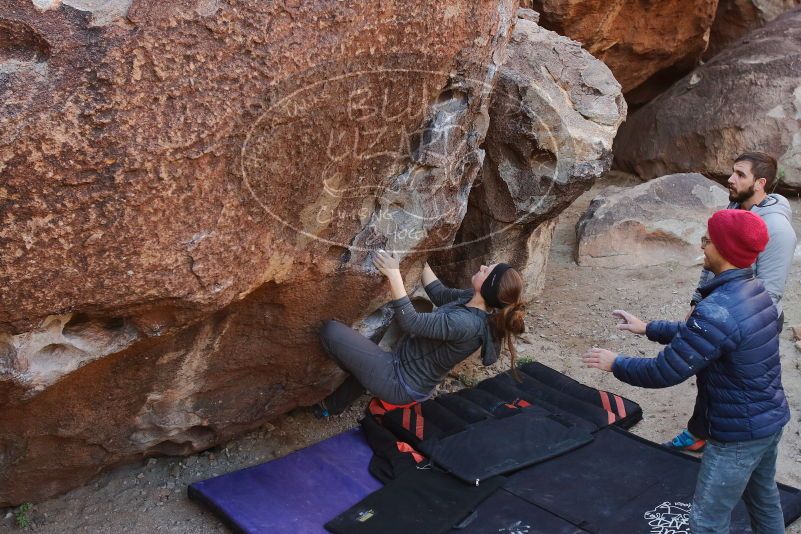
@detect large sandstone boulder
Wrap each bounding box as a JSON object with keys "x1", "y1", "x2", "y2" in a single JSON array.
[
  {"x1": 525, "y1": 0, "x2": 718, "y2": 95},
  {"x1": 705, "y1": 0, "x2": 801, "y2": 59},
  {"x1": 0, "y1": 0, "x2": 517, "y2": 504},
  {"x1": 576, "y1": 174, "x2": 729, "y2": 268},
  {"x1": 432, "y1": 12, "x2": 626, "y2": 300},
  {"x1": 615, "y1": 8, "x2": 801, "y2": 191}
]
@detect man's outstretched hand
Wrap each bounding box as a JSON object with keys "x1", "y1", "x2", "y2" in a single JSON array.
[
  {"x1": 613, "y1": 309, "x2": 647, "y2": 335},
  {"x1": 582, "y1": 347, "x2": 617, "y2": 372}
]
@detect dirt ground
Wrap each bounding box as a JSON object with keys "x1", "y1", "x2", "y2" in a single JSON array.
[{"x1": 5, "y1": 174, "x2": 801, "y2": 533}]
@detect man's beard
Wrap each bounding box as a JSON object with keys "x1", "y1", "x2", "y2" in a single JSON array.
[{"x1": 729, "y1": 183, "x2": 755, "y2": 204}]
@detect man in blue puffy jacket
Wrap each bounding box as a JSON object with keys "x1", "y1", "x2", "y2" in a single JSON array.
[
  {"x1": 583, "y1": 209, "x2": 790, "y2": 534},
  {"x1": 669, "y1": 151, "x2": 796, "y2": 453}
]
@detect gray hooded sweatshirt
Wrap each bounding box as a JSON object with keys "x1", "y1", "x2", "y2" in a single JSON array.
[
  {"x1": 692, "y1": 194, "x2": 796, "y2": 315},
  {"x1": 389, "y1": 280, "x2": 499, "y2": 400}
]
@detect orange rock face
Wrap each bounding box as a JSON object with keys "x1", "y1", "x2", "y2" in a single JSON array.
[
  {"x1": 0, "y1": 0, "x2": 516, "y2": 504},
  {"x1": 527, "y1": 0, "x2": 719, "y2": 94},
  {"x1": 705, "y1": 0, "x2": 801, "y2": 59},
  {"x1": 614, "y1": 8, "x2": 801, "y2": 190}
]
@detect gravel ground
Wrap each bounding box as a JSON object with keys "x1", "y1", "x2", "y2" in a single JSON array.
[{"x1": 4, "y1": 174, "x2": 801, "y2": 533}]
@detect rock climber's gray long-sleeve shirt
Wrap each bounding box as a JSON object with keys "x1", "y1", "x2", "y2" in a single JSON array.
[
  {"x1": 692, "y1": 194, "x2": 796, "y2": 315},
  {"x1": 389, "y1": 280, "x2": 498, "y2": 400}
]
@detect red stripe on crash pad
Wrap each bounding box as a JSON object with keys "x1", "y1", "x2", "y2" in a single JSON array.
[
  {"x1": 380, "y1": 399, "x2": 417, "y2": 411},
  {"x1": 414, "y1": 404, "x2": 424, "y2": 440},
  {"x1": 368, "y1": 398, "x2": 386, "y2": 416},
  {"x1": 599, "y1": 391, "x2": 616, "y2": 424},
  {"x1": 396, "y1": 442, "x2": 424, "y2": 463},
  {"x1": 614, "y1": 395, "x2": 627, "y2": 418}
]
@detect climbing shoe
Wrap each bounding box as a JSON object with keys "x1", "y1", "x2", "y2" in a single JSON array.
[
  {"x1": 312, "y1": 401, "x2": 331, "y2": 419},
  {"x1": 663, "y1": 429, "x2": 706, "y2": 452}
]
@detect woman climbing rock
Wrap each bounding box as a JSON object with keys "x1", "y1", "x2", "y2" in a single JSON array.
[{"x1": 315, "y1": 251, "x2": 526, "y2": 417}]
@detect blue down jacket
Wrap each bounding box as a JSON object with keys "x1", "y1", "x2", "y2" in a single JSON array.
[{"x1": 613, "y1": 268, "x2": 789, "y2": 442}]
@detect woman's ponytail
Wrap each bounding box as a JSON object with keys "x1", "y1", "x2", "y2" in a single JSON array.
[{"x1": 486, "y1": 268, "x2": 526, "y2": 379}]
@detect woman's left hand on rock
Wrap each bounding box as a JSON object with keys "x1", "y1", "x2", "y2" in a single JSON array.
[{"x1": 373, "y1": 249, "x2": 401, "y2": 278}]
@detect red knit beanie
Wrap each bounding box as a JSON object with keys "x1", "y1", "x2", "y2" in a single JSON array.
[{"x1": 707, "y1": 210, "x2": 769, "y2": 268}]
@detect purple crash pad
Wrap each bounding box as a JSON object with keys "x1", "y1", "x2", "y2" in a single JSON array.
[{"x1": 188, "y1": 428, "x2": 382, "y2": 534}]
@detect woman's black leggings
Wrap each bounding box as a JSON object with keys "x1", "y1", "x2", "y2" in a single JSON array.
[{"x1": 319, "y1": 320, "x2": 415, "y2": 411}]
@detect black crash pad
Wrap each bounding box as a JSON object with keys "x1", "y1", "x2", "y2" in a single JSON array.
[
  {"x1": 504, "y1": 426, "x2": 801, "y2": 533},
  {"x1": 324, "y1": 467, "x2": 504, "y2": 534},
  {"x1": 418, "y1": 408, "x2": 593, "y2": 485}
]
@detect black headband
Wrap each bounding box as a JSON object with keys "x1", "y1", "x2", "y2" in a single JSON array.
[{"x1": 480, "y1": 263, "x2": 513, "y2": 309}]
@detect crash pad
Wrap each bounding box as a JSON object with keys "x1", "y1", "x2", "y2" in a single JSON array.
[{"x1": 188, "y1": 428, "x2": 381, "y2": 534}]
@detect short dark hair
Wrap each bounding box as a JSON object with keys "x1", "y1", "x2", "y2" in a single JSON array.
[{"x1": 735, "y1": 152, "x2": 778, "y2": 192}]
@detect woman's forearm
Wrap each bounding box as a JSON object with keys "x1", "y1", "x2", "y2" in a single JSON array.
[
  {"x1": 421, "y1": 262, "x2": 438, "y2": 286},
  {"x1": 387, "y1": 271, "x2": 408, "y2": 301}
]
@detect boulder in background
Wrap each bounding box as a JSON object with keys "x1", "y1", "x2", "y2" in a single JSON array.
[
  {"x1": 614, "y1": 8, "x2": 801, "y2": 192},
  {"x1": 576, "y1": 174, "x2": 729, "y2": 268},
  {"x1": 525, "y1": 0, "x2": 719, "y2": 98},
  {"x1": 433, "y1": 13, "x2": 626, "y2": 298},
  {"x1": 705, "y1": 0, "x2": 801, "y2": 59}
]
